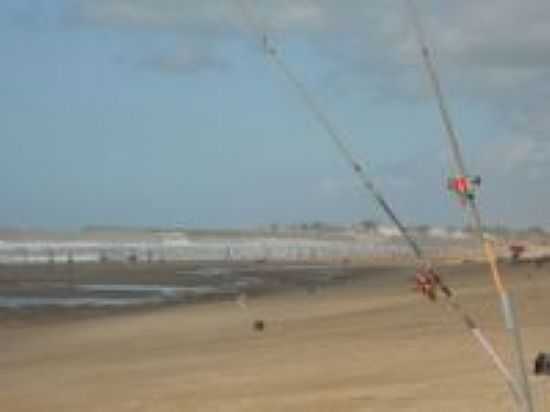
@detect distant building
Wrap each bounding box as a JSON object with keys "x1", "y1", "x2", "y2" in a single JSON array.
[{"x1": 377, "y1": 226, "x2": 401, "y2": 237}]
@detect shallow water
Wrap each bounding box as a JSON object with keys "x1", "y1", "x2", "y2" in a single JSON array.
[
  {"x1": 75, "y1": 284, "x2": 217, "y2": 296},
  {"x1": 0, "y1": 283, "x2": 233, "y2": 309},
  {"x1": 0, "y1": 237, "x2": 413, "y2": 264},
  {"x1": 0, "y1": 262, "x2": 372, "y2": 311},
  {"x1": 0, "y1": 296, "x2": 162, "y2": 309}
]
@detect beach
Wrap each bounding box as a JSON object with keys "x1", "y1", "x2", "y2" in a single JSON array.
[{"x1": 1, "y1": 260, "x2": 549, "y2": 411}]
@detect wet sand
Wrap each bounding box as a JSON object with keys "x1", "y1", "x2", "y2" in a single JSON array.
[
  {"x1": 0, "y1": 261, "x2": 403, "y2": 325},
  {"x1": 1, "y1": 260, "x2": 550, "y2": 411}
]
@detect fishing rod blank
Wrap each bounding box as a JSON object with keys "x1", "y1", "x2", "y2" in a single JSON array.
[
  {"x1": 406, "y1": 1, "x2": 534, "y2": 410},
  {"x1": 239, "y1": 1, "x2": 423, "y2": 260}
]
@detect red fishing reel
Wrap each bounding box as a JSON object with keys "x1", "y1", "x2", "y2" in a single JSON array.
[
  {"x1": 447, "y1": 175, "x2": 481, "y2": 205},
  {"x1": 414, "y1": 268, "x2": 452, "y2": 301}
]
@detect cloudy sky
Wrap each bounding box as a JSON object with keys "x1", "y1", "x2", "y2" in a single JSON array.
[{"x1": 1, "y1": 0, "x2": 549, "y2": 229}]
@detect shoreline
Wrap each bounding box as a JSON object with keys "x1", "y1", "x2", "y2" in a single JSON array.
[
  {"x1": 0, "y1": 260, "x2": 414, "y2": 326},
  {"x1": 1, "y1": 260, "x2": 548, "y2": 411}
]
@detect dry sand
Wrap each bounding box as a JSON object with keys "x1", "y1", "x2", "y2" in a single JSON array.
[{"x1": 1, "y1": 261, "x2": 550, "y2": 411}]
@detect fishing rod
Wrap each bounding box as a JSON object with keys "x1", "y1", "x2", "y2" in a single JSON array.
[
  {"x1": 236, "y1": 0, "x2": 524, "y2": 403},
  {"x1": 406, "y1": 1, "x2": 534, "y2": 410},
  {"x1": 237, "y1": 0, "x2": 423, "y2": 261}
]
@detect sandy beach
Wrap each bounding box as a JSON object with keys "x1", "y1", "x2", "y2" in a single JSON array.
[{"x1": 1, "y1": 260, "x2": 549, "y2": 411}]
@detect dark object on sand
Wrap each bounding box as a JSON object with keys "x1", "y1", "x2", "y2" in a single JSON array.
[
  {"x1": 534, "y1": 256, "x2": 550, "y2": 268},
  {"x1": 253, "y1": 320, "x2": 265, "y2": 332},
  {"x1": 509, "y1": 245, "x2": 526, "y2": 263},
  {"x1": 534, "y1": 353, "x2": 550, "y2": 375}
]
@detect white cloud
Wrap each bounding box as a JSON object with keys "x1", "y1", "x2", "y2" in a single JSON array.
[
  {"x1": 72, "y1": 0, "x2": 327, "y2": 34},
  {"x1": 70, "y1": 1, "x2": 550, "y2": 96},
  {"x1": 68, "y1": 0, "x2": 550, "y2": 220},
  {"x1": 74, "y1": 0, "x2": 238, "y2": 31}
]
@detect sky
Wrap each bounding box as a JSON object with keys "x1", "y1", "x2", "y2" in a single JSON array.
[{"x1": 1, "y1": 0, "x2": 549, "y2": 230}]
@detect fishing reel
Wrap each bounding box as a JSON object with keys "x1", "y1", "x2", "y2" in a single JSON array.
[
  {"x1": 413, "y1": 268, "x2": 452, "y2": 302},
  {"x1": 447, "y1": 175, "x2": 481, "y2": 204}
]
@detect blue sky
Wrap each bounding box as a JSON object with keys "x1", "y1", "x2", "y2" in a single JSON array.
[{"x1": 1, "y1": 0, "x2": 549, "y2": 229}]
